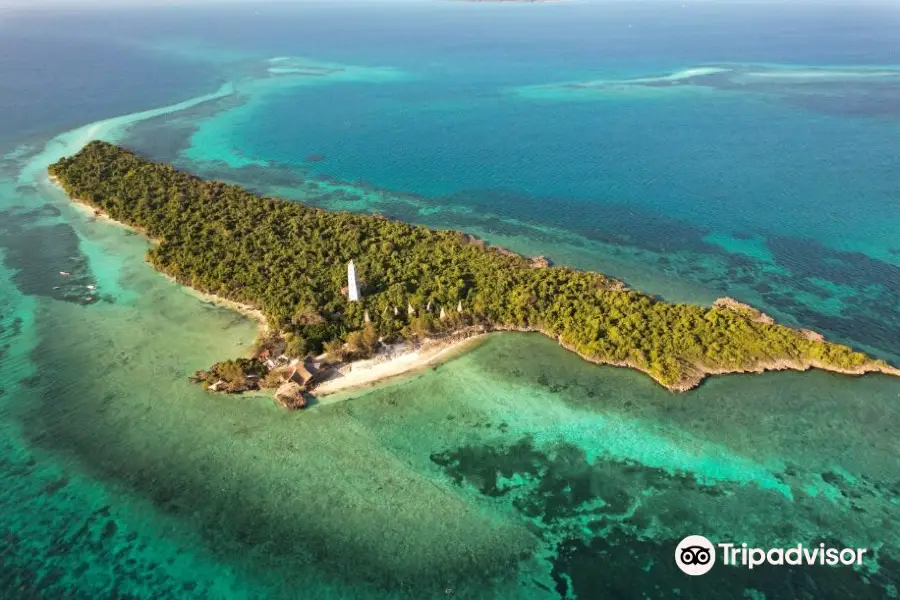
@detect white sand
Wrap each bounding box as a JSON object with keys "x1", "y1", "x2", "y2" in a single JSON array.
[{"x1": 313, "y1": 334, "x2": 485, "y2": 396}]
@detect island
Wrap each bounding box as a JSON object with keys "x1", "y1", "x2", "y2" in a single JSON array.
[{"x1": 49, "y1": 142, "x2": 899, "y2": 407}]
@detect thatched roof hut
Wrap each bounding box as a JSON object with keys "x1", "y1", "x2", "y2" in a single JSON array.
[{"x1": 288, "y1": 362, "x2": 315, "y2": 385}]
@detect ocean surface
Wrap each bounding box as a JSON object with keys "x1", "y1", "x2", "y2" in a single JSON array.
[{"x1": 1, "y1": 1, "x2": 899, "y2": 598}]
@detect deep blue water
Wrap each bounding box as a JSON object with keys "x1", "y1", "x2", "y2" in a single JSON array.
[
  {"x1": 188, "y1": 0, "x2": 900, "y2": 359},
  {"x1": 0, "y1": 13, "x2": 217, "y2": 147}
]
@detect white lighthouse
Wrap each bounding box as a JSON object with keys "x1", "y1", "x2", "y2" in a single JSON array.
[{"x1": 347, "y1": 260, "x2": 360, "y2": 302}]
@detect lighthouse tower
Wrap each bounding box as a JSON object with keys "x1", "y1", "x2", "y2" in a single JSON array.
[{"x1": 347, "y1": 260, "x2": 360, "y2": 302}]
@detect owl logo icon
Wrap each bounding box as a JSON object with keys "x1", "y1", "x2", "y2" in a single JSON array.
[{"x1": 675, "y1": 535, "x2": 716, "y2": 575}]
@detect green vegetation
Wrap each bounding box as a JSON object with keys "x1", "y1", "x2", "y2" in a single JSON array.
[
  {"x1": 50, "y1": 141, "x2": 887, "y2": 390},
  {"x1": 191, "y1": 358, "x2": 266, "y2": 392}
]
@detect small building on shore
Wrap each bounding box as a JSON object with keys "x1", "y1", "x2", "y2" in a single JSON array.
[
  {"x1": 285, "y1": 357, "x2": 324, "y2": 387},
  {"x1": 264, "y1": 353, "x2": 291, "y2": 371},
  {"x1": 288, "y1": 362, "x2": 315, "y2": 386}
]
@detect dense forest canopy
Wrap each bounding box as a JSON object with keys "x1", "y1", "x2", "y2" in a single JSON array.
[{"x1": 49, "y1": 141, "x2": 885, "y2": 389}]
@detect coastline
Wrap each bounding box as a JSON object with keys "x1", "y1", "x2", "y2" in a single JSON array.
[
  {"x1": 55, "y1": 176, "x2": 271, "y2": 336},
  {"x1": 55, "y1": 174, "x2": 486, "y2": 397},
  {"x1": 501, "y1": 326, "x2": 900, "y2": 393},
  {"x1": 66, "y1": 191, "x2": 131, "y2": 229},
  {"x1": 555, "y1": 337, "x2": 900, "y2": 393},
  {"x1": 49, "y1": 163, "x2": 900, "y2": 402},
  {"x1": 313, "y1": 324, "x2": 900, "y2": 399},
  {"x1": 171, "y1": 280, "x2": 270, "y2": 336},
  {"x1": 312, "y1": 329, "x2": 487, "y2": 397}
]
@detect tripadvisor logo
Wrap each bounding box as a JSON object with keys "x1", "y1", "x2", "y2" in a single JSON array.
[
  {"x1": 675, "y1": 535, "x2": 716, "y2": 576},
  {"x1": 674, "y1": 535, "x2": 869, "y2": 576}
]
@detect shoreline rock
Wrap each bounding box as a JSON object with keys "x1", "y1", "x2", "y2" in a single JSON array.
[
  {"x1": 275, "y1": 381, "x2": 308, "y2": 409},
  {"x1": 713, "y1": 297, "x2": 774, "y2": 324}
]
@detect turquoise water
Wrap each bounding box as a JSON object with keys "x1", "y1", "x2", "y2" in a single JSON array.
[{"x1": 1, "y1": 2, "x2": 899, "y2": 598}]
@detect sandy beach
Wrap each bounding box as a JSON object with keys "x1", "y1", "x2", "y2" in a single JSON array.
[
  {"x1": 61, "y1": 186, "x2": 132, "y2": 229},
  {"x1": 313, "y1": 331, "x2": 487, "y2": 397}
]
